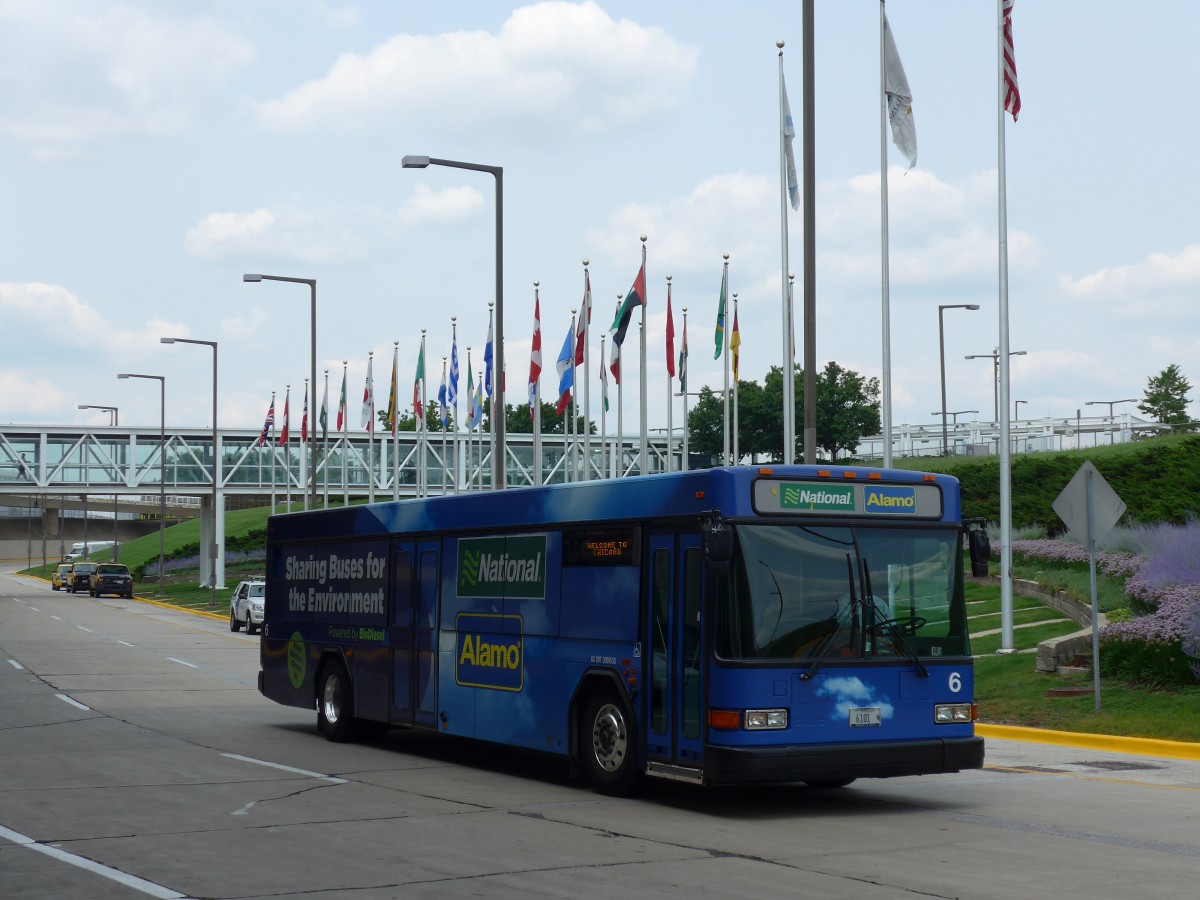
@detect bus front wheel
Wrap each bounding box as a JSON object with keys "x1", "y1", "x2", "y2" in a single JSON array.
[
  {"x1": 581, "y1": 693, "x2": 639, "y2": 796},
  {"x1": 317, "y1": 661, "x2": 354, "y2": 743}
]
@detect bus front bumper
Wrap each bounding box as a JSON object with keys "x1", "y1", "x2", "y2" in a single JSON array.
[{"x1": 703, "y1": 736, "x2": 985, "y2": 784}]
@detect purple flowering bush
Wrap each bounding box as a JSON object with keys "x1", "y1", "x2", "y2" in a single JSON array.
[{"x1": 1012, "y1": 525, "x2": 1200, "y2": 685}]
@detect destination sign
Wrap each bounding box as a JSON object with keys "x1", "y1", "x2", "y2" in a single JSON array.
[{"x1": 753, "y1": 478, "x2": 943, "y2": 518}]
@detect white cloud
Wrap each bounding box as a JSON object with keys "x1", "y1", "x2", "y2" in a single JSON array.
[
  {"x1": 186, "y1": 186, "x2": 484, "y2": 264},
  {"x1": 0, "y1": 2, "x2": 253, "y2": 150},
  {"x1": 0, "y1": 370, "x2": 69, "y2": 419},
  {"x1": 251, "y1": 1, "x2": 697, "y2": 139},
  {"x1": 184, "y1": 204, "x2": 369, "y2": 265},
  {"x1": 1059, "y1": 243, "x2": 1200, "y2": 318}
]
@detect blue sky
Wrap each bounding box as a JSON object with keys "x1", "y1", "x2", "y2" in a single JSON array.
[{"x1": 2, "y1": 1, "x2": 1197, "y2": 436}]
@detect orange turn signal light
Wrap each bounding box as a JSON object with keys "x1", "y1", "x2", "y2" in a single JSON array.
[{"x1": 708, "y1": 709, "x2": 741, "y2": 731}]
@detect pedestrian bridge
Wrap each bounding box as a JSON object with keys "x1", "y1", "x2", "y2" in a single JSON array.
[{"x1": 0, "y1": 424, "x2": 674, "y2": 505}]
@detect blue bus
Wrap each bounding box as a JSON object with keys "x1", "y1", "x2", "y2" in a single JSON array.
[{"x1": 259, "y1": 465, "x2": 983, "y2": 794}]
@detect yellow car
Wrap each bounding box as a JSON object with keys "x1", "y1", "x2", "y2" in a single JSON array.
[{"x1": 52, "y1": 562, "x2": 73, "y2": 591}]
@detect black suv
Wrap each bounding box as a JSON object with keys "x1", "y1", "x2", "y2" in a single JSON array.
[
  {"x1": 66, "y1": 562, "x2": 97, "y2": 593},
  {"x1": 89, "y1": 563, "x2": 134, "y2": 598}
]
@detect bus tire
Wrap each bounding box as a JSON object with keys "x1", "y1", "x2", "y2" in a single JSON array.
[
  {"x1": 580, "y1": 692, "x2": 639, "y2": 796},
  {"x1": 317, "y1": 661, "x2": 355, "y2": 743}
]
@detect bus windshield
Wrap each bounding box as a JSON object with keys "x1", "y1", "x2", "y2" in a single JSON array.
[{"x1": 714, "y1": 524, "x2": 968, "y2": 662}]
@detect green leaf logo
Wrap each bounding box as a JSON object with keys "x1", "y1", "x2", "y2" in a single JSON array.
[{"x1": 460, "y1": 548, "x2": 480, "y2": 588}]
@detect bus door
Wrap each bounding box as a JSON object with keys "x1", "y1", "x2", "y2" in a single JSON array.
[
  {"x1": 645, "y1": 533, "x2": 705, "y2": 770},
  {"x1": 389, "y1": 541, "x2": 440, "y2": 727}
]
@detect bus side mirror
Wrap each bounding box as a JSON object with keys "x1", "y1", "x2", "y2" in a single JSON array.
[
  {"x1": 965, "y1": 520, "x2": 991, "y2": 577},
  {"x1": 704, "y1": 522, "x2": 733, "y2": 564}
]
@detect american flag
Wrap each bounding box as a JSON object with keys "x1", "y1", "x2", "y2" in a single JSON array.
[{"x1": 1002, "y1": 0, "x2": 1021, "y2": 121}]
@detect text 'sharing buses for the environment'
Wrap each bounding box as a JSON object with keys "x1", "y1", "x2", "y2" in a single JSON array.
[{"x1": 259, "y1": 465, "x2": 985, "y2": 794}]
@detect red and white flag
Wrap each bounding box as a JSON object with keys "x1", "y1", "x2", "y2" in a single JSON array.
[
  {"x1": 361, "y1": 355, "x2": 374, "y2": 434},
  {"x1": 1002, "y1": 0, "x2": 1021, "y2": 121},
  {"x1": 528, "y1": 294, "x2": 542, "y2": 413},
  {"x1": 280, "y1": 387, "x2": 290, "y2": 444}
]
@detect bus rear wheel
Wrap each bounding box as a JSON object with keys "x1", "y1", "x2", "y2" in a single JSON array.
[
  {"x1": 317, "y1": 661, "x2": 355, "y2": 743},
  {"x1": 581, "y1": 693, "x2": 639, "y2": 796}
]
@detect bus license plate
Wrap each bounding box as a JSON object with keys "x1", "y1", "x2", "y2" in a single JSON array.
[{"x1": 849, "y1": 707, "x2": 881, "y2": 727}]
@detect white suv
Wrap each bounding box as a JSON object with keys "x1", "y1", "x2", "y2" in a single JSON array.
[{"x1": 229, "y1": 579, "x2": 266, "y2": 634}]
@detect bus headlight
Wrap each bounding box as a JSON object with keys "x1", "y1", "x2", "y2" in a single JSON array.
[
  {"x1": 745, "y1": 709, "x2": 788, "y2": 730},
  {"x1": 934, "y1": 703, "x2": 975, "y2": 724}
]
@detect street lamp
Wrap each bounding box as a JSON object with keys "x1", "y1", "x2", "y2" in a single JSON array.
[
  {"x1": 242, "y1": 274, "x2": 318, "y2": 507},
  {"x1": 118, "y1": 373, "x2": 165, "y2": 596},
  {"x1": 402, "y1": 154, "x2": 505, "y2": 490},
  {"x1": 161, "y1": 337, "x2": 221, "y2": 607},
  {"x1": 78, "y1": 404, "x2": 119, "y2": 425},
  {"x1": 1014, "y1": 400, "x2": 1027, "y2": 421},
  {"x1": 937, "y1": 304, "x2": 980, "y2": 456},
  {"x1": 965, "y1": 347, "x2": 1027, "y2": 420},
  {"x1": 1086, "y1": 398, "x2": 1137, "y2": 444}
]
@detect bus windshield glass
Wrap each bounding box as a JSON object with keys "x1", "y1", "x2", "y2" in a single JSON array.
[{"x1": 714, "y1": 524, "x2": 968, "y2": 662}]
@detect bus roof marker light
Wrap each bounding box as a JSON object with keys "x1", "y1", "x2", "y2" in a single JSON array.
[
  {"x1": 758, "y1": 468, "x2": 773, "y2": 476},
  {"x1": 843, "y1": 472, "x2": 857, "y2": 479},
  {"x1": 868, "y1": 472, "x2": 882, "y2": 480},
  {"x1": 817, "y1": 470, "x2": 832, "y2": 478},
  {"x1": 923, "y1": 474, "x2": 937, "y2": 482}
]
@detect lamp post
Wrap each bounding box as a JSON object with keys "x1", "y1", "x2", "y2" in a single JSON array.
[
  {"x1": 242, "y1": 274, "x2": 318, "y2": 507},
  {"x1": 1014, "y1": 400, "x2": 1027, "y2": 421},
  {"x1": 118, "y1": 373, "x2": 165, "y2": 596},
  {"x1": 78, "y1": 404, "x2": 119, "y2": 425},
  {"x1": 937, "y1": 304, "x2": 980, "y2": 456},
  {"x1": 161, "y1": 337, "x2": 220, "y2": 607},
  {"x1": 965, "y1": 347, "x2": 1027, "y2": 420},
  {"x1": 1086, "y1": 398, "x2": 1137, "y2": 444},
  {"x1": 402, "y1": 154, "x2": 505, "y2": 489}
]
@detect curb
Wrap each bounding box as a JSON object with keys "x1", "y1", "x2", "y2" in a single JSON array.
[
  {"x1": 14, "y1": 573, "x2": 226, "y2": 623},
  {"x1": 977, "y1": 723, "x2": 1200, "y2": 761}
]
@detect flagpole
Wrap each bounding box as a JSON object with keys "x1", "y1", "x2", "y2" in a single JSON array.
[
  {"x1": 615, "y1": 294, "x2": 623, "y2": 478},
  {"x1": 665, "y1": 276, "x2": 674, "y2": 473},
  {"x1": 365, "y1": 353, "x2": 375, "y2": 503},
  {"x1": 283, "y1": 385, "x2": 292, "y2": 511},
  {"x1": 340, "y1": 362, "x2": 348, "y2": 507},
  {"x1": 390, "y1": 342, "x2": 399, "y2": 500},
  {"x1": 721, "y1": 254, "x2": 730, "y2": 465},
  {"x1": 450, "y1": 318, "x2": 459, "y2": 495},
  {"x1": 302, "y1": 379, "x2": 309, "y2": 511},
  {"x1": 486, "y1": 304, "x2": 495, "y2": 490},
  {"x1": 322, "y1": 369, "x2": 329, "y2": 508},
  {"x1": 638, "y1": 235, "x2": 648, "y2": 475},
  {"x1": 681, "y1": 309, "x2": 689, "y2": 471},
  {"x1": 419, "y1": 331, "x2": 427, "y2": 498},
  {"x1": 599, "y1": 332, "x2": 608, "y2": 478},
  {"x1": 440, "y1": 356, "x2": 448, "y2": 496},
  {"x1": 879, "y1": 1, "x2": 894, "y2": 468},
  {"x1": 568, "y1": 310, "x2": 577, "y2": 483},
  {"x1": 732, "y1": 294, "x2": 740, "y2": 464},
  {"x1": 778, "y1": 40, "x2": 797, "y2": 465},
  {"x1": 802, "y1": 0, "x2": 817, "y2": 465},
  {"x1": 269, "y1": 391, "x2": 277, "y2": 512},
  {"x1": 532, "y1": 284, "x2": 542, "y2": 486},
  {"x1": 997, "y1": 0, "x2": 1018, "y2": 652},
  {"x1": 581, "y1": 261, "x2": 591, "y2": 480}
]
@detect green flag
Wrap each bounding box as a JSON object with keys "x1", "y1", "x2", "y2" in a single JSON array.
[{"x1": 713, "y1": 265, "x2": 727, "y2": 360}]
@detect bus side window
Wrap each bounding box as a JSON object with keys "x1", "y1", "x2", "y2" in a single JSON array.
[{"x1": 682, "y1": 547, "x2": 702, "y2": 740}]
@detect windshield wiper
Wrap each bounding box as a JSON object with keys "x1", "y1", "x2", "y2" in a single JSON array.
[
  {"x1": 862, "y1": 559, "x2": 928, "y2": 678},
  {"x1": 801, "y1": 554, "x2": 858, "y2": 681}
]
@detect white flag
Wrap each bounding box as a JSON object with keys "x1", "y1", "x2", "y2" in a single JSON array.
[
  {"x1": 781, "y1": 73, "x2": 800, "y2": 211},
  {"x1": 883, "y1": 13, "x2": 917, "y2": 169}
]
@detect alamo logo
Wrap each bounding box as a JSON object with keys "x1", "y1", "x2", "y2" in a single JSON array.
[
  {"x1": 455, "y1": 613, "x2": 523, "y2": 691},
  {"x1": 457, "y1": 535, "x2": 548, "y2": 599},
  {"x1": 864, "y1": 485, "x2": 918, "y2": 514}
]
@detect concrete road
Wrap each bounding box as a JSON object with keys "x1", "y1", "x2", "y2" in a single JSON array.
[{"x1": 2, "y1": 567, "x2": 1198, "y2": 900}]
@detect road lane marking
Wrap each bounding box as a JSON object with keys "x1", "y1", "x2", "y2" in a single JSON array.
[
  {"x1": 222, "y1": 753, "x2": 348, "y2": 784},
  {"x1": 0, "y1": 824, "x2": 185, "y2": 899},
  {"x1": 117, "y1": 640, "x2": 134, "y2": 647},
  {"x1": 51, "y1": 615, "x2": 62, "y2": 620},
  {"x1": 167, "y1": 657, "x2": 199, "y2": 669},
  {"x1": 7, "y1": 659, "x2": 22, "y2": 670},
  {"x1": 29, "y1": 606, "x2": 39, "y2": 611},
  {"x1": 75, "y1": 625, "x2": 93, "y2": 633},
  {"x1": 56, "y1": 694, "x2": 91, "y2": 711}
]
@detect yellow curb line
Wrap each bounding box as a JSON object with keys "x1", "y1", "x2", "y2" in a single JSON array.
[
  {"x1": 130, "y1": 593, "x2": 227, "y2": 622},
  {"x1": 977, "y1": 723, "x2": 1200, "y2": 761}
]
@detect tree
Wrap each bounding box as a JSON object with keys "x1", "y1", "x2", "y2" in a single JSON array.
[
  {"x1": 1139, "y1": 364, "x2": 1193, "y2": 431},
  {"x1": 687, "y1": 362, "x2": 880, "y2": 463},
  {"x1": 503, "y1": 402, "x2": 592, "y2": 436}
]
